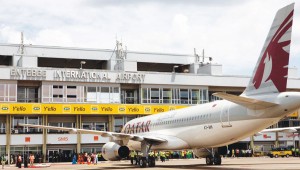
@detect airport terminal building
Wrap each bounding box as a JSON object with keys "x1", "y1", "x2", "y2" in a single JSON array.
[{"x1": 0, "y1": 41, "x2": 299, "y2": 162}]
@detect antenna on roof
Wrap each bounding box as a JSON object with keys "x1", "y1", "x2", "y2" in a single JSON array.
[
  {"x1": 20, "y1": 32, "x2": 24, "y2": 55},
  {"x1": 194, "y1": 48, "x2": 213, "y2": 64},
  {"x1": 16, "y1": 32, "x2": 25, "y2": 66}
]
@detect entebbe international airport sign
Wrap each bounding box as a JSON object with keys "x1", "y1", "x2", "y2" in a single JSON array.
[{"x1": 10, "y1": 68, "x2": 145, "y2": 83}]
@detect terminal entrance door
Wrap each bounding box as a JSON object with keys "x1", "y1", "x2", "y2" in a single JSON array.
[
  {"x1": 220, "y1": 102, "x2": 232, "y2": 128},
  {"x1": 61, "y1": 149, "x2": 73, "y2": 162},
  {"x1": 48, "y1": 150, "x2": 59, "y2": 163}
]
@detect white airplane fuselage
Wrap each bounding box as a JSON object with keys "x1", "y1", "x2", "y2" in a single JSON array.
[{"x1": 122, "y1": 92, "x2": 300, "y2": 151}]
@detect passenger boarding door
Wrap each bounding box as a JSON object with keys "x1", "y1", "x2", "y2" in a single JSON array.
[{"x1": 220, "y1": 102, "x2": 232, "y2": 128}]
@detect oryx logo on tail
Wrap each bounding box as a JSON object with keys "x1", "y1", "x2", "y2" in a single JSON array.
[
  {"x1": 244, "y1": 4, "x2": 294, "y2": 96},
  {"x1": 253, "y1": 10, "x2": 293, "y2": 92}
]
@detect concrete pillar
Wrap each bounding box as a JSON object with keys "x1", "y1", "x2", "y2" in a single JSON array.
[
  {"x1": 275, "y1": 132, "x2": 279, "y2": 148},
  {"x1": 108, "y1": 115, "x2": 114, "y2": 132},
  {"x1": 76, "y1": 115, "x2": 81, "y2": 153},
  {"x1": 250, "y1": 135, "x2": 254, "y2": 156},
  {"x1": 42, "y1": 115, "x2": 47, "y2": 163},
  {"x1": 6, "y1": 115, "x2": 11, "y2": 165}
]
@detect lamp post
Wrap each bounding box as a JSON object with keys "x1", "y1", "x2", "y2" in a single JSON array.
[{"x1": 80, "y1": 61, "x2": 86, "y2": 69}]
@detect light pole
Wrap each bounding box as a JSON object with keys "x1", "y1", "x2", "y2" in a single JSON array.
[
  {"x1": 172, "y1": 65, "x2": 179, "y2": 73},
  {"x1": 80, "y1": 61, "x2": 86, "y2": 69}
]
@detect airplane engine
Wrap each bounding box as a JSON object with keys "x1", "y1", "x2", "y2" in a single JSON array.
[
  {"x1": 193, "y1": 148, "x2": 211, "y2": 158},
  {"x1": 102, "y1": 142, "x2": 130, "y2": 161}
]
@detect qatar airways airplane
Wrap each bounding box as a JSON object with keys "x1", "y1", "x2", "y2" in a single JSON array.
[{"x1": 20, "y1": 3, "x2": 300, "y2": 167}]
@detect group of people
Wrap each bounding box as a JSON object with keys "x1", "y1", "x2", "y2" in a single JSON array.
[
  {"x1": 230, "y1": 148, "x2": 253, "y2": 157},
  {"x1": 0, "y1": 153, "x2": 36, "y2": 169},
  {"x1": 73, "y1": 152, "x2": 103, "y2": 165},
  {"x1": 130, "y1": 150, "x2": 194, "y2": 163}
]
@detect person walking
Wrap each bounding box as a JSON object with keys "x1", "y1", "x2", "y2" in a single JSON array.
[
  {"x1": 1, "y1": 155, "x2": 6, "y2": 169},
  {"x1": 17, "y1": 155, "x2": 22, "y2": 168},
  {"x1": 29, "y1": 154, "x2": 35, "y2": 167},
  {"x1": 231, "y1": 149, "x2": 235, "y2": 158}
]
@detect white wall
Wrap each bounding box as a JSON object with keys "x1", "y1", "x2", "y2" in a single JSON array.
[
  {"x1": 11, "y1": 134, "x2": 43, "y2": 145},
  {"x1": 81, "y1": 134, "x2": 109, "y2": 144},
  {"x1": 0, "y1": 135, "x2": 6, "y2": 145}
]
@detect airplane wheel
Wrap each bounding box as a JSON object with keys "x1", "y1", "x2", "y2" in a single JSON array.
[
  {"x1": 139, "y1": 157, "x2": 147, "y2": 168},
  {"x1": 213, "y1": 155, "x2": 222, "y2": 165},
  {"x1": 133, "y1": 158, "x2": 138, "y2": 165},
  {"x1": 206, "y1": 156, "x2": 213, "y2": 165},
  {"x1": 148, "y1": 157, "x2": 156, "y2": 167}
]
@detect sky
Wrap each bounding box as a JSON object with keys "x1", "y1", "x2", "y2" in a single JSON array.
[{"x1": 0, "y1": 0, "x2": 299, "y2": 76}]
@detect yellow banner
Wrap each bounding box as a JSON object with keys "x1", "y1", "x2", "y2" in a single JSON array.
[
  {"x1": 0, "y1": 103, "x2": 188, "y2": 115},
  {"x1": 288, "y1": 111, "x2": 298, "y2": 117}
]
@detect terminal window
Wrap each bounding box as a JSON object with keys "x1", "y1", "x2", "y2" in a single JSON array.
[{"x1": 141, "y1": 87, "x2": 208, "y2": 104}]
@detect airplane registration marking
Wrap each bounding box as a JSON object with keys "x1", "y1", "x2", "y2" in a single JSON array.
[{"x1": 204, "y1": 125, "x2": 213, "y2": 130}]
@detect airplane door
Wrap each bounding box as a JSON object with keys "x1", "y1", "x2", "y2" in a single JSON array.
[{"x1": 220, "y1": 102, "x2": 232, "y2": 128}]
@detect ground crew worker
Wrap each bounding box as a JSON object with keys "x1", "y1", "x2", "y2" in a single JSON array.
[
  {"x1": 149, "y1": 151, "x2": 154, "y2": 158},
  {"x1": 130, "y1": 151, "x2": 137, "y2": 165},
  {"x1": 97, "y1": 152, "x2": 102, "y2": 162},
  {"x1": 292, "y1": 148, "x2": 295, "y2": 156},
  {"x1": 160, "y1": 151, "x2": 166, "y2": 162},
  {"x1": 165, "y1": 151, "x2": 170, "y2": 161},
  {"x1": 1, "y1": 155, "x2": 6, "y2": 169},
  {"x1": 231, "y1": 149, "x2": 235, "y2": 158},
  {"x1": 154, "y1": 151, "x2": 159, "y2": 161},
  {"x1": 181, "y1": 151, "x2": 185, "y2": 159}
]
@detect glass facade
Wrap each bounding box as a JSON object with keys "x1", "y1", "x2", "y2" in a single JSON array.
[
  {"x1": 141, "y1": 88, "x2": 208, "y2": 104},
  {"x1": 17, "y1": 87, "x2": 39, "y2": 103},
  {"x1": 42, "y1": 84, "x2": 120, "y2": 103},
  {"x1": 82, "y1": 122, "x2": 108, "y2": 131},
  {"x1": 10, "y1": 145, "x2": 42, "y2": 162},
  {"x1": 0, "y1": 84, "x2": 17, "y2": 102},
  {"x1": 11, "y1": 116, "x2": 42, "y2": 134},
  {"x1": 48, "y1": 122, "x2": 76, "y2": 133},
  {"x1": 114, "y1": 116, "x2": 136, "y2": 132}
]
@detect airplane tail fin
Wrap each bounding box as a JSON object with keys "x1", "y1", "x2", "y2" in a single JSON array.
[{"x1": 243, "y1": 3, "x2": 294, "y2": 96}]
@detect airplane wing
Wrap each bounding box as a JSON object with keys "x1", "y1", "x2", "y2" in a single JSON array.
[
  {"x1": 260, "y1": 126, "x2": 300, "y2": 133},
  {"x1": 18, "y1": 123, "x2": 167, "y2": 143},
  {"x1": 213, "y1": 92, "x2": 278, "y2": 110}
]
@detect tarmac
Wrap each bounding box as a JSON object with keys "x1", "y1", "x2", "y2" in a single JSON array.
[{"x1": 3, "y1": 157, "x2": 300, "y2": 170}]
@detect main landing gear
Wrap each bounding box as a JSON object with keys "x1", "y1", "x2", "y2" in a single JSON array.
[
  {"x1": 205, "y1": 148, "x2": 222, "y2": 165},
  {"x1": 132, "y1": 141, "x2": 156, "y2": 168}
]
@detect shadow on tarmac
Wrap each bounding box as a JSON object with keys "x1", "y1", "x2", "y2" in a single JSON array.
[{"x1": 76, "y1": 161, "x2": 300, "y2": 170}]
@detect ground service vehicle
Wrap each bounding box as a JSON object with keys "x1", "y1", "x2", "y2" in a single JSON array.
[{"x1": 268, "y1": 148, "x2": 292, "y2": 158}]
